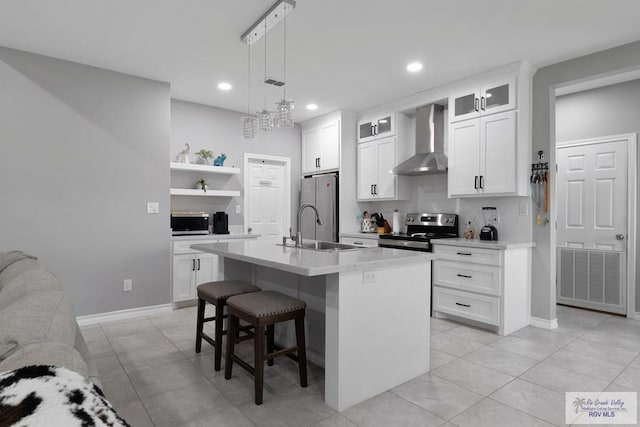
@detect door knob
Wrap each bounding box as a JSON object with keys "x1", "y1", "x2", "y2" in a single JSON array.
[{"x1": 616, "y1": 234, "x2": 625, "y2": 240}]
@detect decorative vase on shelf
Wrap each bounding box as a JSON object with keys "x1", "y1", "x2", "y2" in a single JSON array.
[{"x1": 196, "y1": 180, "x2": 208, "y2": 192}]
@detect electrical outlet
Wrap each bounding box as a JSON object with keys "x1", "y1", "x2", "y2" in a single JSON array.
[
  {"x1": 147, "y1": 202, "x2": 159, "y2": 214},
  {"x1": 235, "y1": 205, "x2": 241, "y2": 214},
  {"x1": 519, "y1": 201, "x2": 529, "y2": 216},
  {"x1": 123, "y1": 279, "x2": 132, "y2": 292},
  {"x1": 363, "y1": 271, "x2": 376, "y2": 283}
]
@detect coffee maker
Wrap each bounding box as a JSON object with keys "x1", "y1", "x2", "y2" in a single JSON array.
[
  {"x1": 212, "y1": 211, "x2": 229, "y2": 234},
  {"x1": 479, "y1": 207, "x2": 499, "y2": 241}
]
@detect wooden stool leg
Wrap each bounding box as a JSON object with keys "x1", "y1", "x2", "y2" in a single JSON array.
[
  {"x1": 254, "y1": 325, "x2": 265, "y2": 405},
  {"x1": 224, "y1": 314, "x2": 238, "y2": 380},
  {"x1": 214, "y1": 299, "x2": 225, "y2": 371},
  {"x1": 266, "y1": 324, "x2": 274, "y2": 367},
  {"x1": 295, "y1": 316, "x2": 308, "y2": 388},
  {"x1": 195, "y1": 298, "x2": 205, "y2": 353}
]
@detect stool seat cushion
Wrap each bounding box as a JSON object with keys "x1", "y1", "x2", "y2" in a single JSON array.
[
  {"x1": 197, "y1": 280, "x2": 260, "y2": 301},
  {"x1": 227, "y1": 291, "x2": 306, "y2": 318}
]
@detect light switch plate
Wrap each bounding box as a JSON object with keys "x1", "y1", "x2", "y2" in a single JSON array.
[
  {"x1": 363, "y1": 271, "x2": 376, "y2": 283},
  {"x1": 147, "y1": 202, "x2": 159, "y2": 214},
  {"x1": 235, "y1": 205, "x2": 241, "y2": 214}
]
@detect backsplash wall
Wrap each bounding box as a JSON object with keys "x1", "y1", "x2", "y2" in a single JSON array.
[{"x1": 361, "y1": 174, "x2": 533, "y2": 242}]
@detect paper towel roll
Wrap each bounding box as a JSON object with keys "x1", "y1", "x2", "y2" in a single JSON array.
[{"x1": 392, "y1": 210, "x2": 401, "y2": 234}]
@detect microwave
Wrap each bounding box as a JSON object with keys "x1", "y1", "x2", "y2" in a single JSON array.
[{"x1": 171, "y1": 212, "x2": 209, "y2": 235}]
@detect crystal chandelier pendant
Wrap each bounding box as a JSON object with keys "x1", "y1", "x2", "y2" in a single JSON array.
[
  {"x1": 257, "y1": 109, "x2": 274, "y2": 133},
  {"x1": 275, "y1": 99, "x2": 294, "y2": 128},
  {"x1": 241, "y1": 115, "x2": 257, "y2": 139}
]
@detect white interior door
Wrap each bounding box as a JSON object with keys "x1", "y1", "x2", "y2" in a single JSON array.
[
  {"x1": 557, "y1": 136, "x2": 628, "y2": 314},
  {"x1": 247, "y1": 158, "x2": 289, "y2": 239}
]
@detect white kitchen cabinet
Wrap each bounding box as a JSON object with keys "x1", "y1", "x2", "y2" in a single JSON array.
[
  {"x1": 357, "y1": 136, "x2": 407, "y2": 201},
  {"x1": 432, "y1": 242, "x2": 531, "y2": 336},
  {"x1": 449, "y1": 77, "x2": 516, "y2": 123},
  {"x1": 172, "y1": 252, "x2": 217, "y2": 303},
  {"x1": 448, "y1": 110, "x2": 517, "y2": 197},
  {"x1": 357, "y1": 112, "x2": 395, "y2": 143},
  {"x1": 302, "y1": 119, "x2": 340, "y2": 174}
]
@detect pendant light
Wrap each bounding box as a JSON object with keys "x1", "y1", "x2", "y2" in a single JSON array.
[
  {"x1": 256, "y1": 19, "x2": 274, "y2": 133},
  {"x1": 275, "y1": 9, "x2": 294, "y2": 128},
  {"x1": 241, "y1": 40, "x2": 257, "y2": 139}
]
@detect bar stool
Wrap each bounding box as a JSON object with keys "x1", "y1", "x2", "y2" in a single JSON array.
[
  {"x1": 225, "y1": 290, "x2": 308, "y2": 405},
  {"x1": 195, "y1": 280, "x2": 261, "y2": 371}
]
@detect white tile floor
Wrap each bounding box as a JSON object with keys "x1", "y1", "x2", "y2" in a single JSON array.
[{"x1": 81, "y1": 305, "x2": 640, "y2": 426}]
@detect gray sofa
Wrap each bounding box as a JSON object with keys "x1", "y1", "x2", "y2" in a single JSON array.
[{"x1": 0, "y1": 251, "x2": 100, "y2": 387}]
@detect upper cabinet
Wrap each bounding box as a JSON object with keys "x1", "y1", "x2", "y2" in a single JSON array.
[
  {"x1": 357, "y1": 112, "x2": 396, "y2": 143},
  {"x1": 357, "y1": 136, "x2": 408, "y2": 201},
  {"x1": 302, "y1": 118, "x2": 340, "y2": 174},
  {"x1": 449, "y1": 77, "x2": 516, "y2": 123},
  {"x1": 448, "y1": 71, "x2": 530, "y2": 198}
]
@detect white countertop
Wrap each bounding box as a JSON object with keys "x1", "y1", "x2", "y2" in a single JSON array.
[
  {"x1": 192, "y1": 239, "x2": 434, "y2": 276},
  {"x1": 339, "y1": 231, "x2": 380, "y2": 240},
  {"x1": 172, "y1": 233, "x2": 258, "y2": 241},
  {"x1": 431, "y1": 237, "x2": 536, "y2": 250}
]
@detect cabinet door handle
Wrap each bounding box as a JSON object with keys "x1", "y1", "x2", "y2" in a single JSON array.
[
  {"x1": 370, "y1": 184, "x2": 374, "y2": 195},
  {"x1": 318, "y1": 157, "x2": 321, "y2": 168},
  {"x1": 373, "y1": 184, "x2": 377, "y2": 195},
  {"x1": 456, "y1": 252, "x2": 472, "y2": 256},
  {"x1": 353, "y1": 241, "x2": 364, "y2": 245},
  {"x1": 481, "y1": 96, "x2": 486, "y2": 110},
  {"x1": 373, "y1": 124, "x2": 377, "y2": 135},
  {"x1": 457, "y1": 274, "x2": 472, "y2": 279},
  {"x1": 474, "y1": 176, "x2": 478, "y2": 189},
  {"x1": 479, "y1": 175, "x2": 484, "y2": 189},
  {"x1": 192, "y1": 259, "x2": 196, "y2": 271},
  {"x1": 474, "y1": 97, "x2": 479, "y2": 112},
  {"x1": 197, "y1": 258, "x2": 201, "y2": 270},
  {"x1": 455, "y1": 302, "x2": 471, "y2": 308}
]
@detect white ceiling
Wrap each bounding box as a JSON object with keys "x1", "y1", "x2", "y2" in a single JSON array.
[{"x1": 1, "y1": 0, "x2": 640, "y2": 122}]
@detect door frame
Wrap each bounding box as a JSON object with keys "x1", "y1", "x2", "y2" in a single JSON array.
[
  {"x1": 243, "y1": 153, "x2": 292, "y2": 238},
  {"x1": 555, "y1": 133, "x2": 637, "y2": 318}
]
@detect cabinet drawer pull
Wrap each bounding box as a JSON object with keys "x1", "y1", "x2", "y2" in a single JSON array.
[
  {"x1": 455, "y1": 302, "x2": 471, "y2": 308},
  {"x1": 353, "y1": 241, "x2": 364, "y2": 245},
  {"x1": 456, "y1": 252, "x2": 472, "y2": 256},
  {"x1": 457, "y1": 274, "x2": 472, "y2": 278}
]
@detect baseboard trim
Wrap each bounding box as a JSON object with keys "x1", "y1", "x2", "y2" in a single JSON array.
[
  {"x1": 77, "y1": 304, "x2": 173, "y2": 327},
  {"x1": 529, "y1": 316, "x2": 559, "y2": 330}
]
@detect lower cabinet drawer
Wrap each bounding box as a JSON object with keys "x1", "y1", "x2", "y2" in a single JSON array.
[
  {"x1": 433, "y1": 260, "x2": 501, "y2": 296},
  {"x1": 433, "y1": 286, "x2": 500, "y2": 326},
  {"x1": 340, "y1": 236, "x2": 379, "y2": 247},
  {"x1": 433, "y1": 245, "x2": 502, "y2": 266}
]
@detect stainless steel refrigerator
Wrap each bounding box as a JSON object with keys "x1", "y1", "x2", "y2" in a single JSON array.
[{"x1": 300, "y1": 174, "x2": 338, "y2": 242}]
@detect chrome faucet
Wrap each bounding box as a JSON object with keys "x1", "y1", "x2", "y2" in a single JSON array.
[{"x1": 291, "y1": 204, "x2": 324, "y2": 247}]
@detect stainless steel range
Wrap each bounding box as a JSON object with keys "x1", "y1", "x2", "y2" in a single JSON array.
[{"x1": 379, "y1": 213, "x2": 459, "y2": 252}]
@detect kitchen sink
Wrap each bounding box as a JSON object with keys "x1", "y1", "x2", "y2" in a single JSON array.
[{"x1": 277, "y1": 241, "x2": 363, "y2": 252}]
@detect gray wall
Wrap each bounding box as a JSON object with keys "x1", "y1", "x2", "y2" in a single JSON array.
[
  {"x1": 532, "y1": 40, "x2": 640, "y2": 320},
  {"x1": 0, "y1": 46, "x2": 171, "y2": 316},
  {"x1": 170, "y1": 100, "x2": 302, "y2": 231},
  {"x1": 556, "y1": 79, "x2": 640, "y2": 312}
]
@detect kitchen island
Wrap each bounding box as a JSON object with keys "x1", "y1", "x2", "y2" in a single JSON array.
[{"x1": 192, "y1": 239, "x2": 434, "y2": 411}]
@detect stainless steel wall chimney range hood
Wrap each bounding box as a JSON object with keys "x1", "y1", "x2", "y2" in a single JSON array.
[{"x1": 391, "y1": 103, "x2": 447, "y2": 176}]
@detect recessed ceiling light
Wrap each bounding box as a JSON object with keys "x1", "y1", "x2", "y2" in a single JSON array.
[
  {"x1": 217, "y1": 82, "x2": 232, "y2": 91},
  {"x1": 306, "y1": 103, "x2": 318, "y2": 111},
  {"x1": 406, "y1": 62, "x2": 423, "y2": 73}
]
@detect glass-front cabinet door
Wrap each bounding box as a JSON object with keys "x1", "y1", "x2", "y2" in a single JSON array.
[
  {"x1": 481, "y1": 77, "x2": 516, "y2": 115},
  {"x1": 376, "y1": 114, "x2": 394, "y2": 138},
  {"x1": 358, "y1": 120, "x2": 374, "y2": 142},
  {"x1": 449, "y1": 89, "x2": 481, "y2": 122}
]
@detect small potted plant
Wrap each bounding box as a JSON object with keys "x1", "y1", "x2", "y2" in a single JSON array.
[
  {"x1": 195, "y1": 149, "x2": 214, "y2": 165},
  {"x1": 196, "y1": 178, "x2": 208, "y2": 192}
]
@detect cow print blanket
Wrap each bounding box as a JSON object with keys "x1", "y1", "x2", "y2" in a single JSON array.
[{"x1": 0, "y1": 365, "x2": 129, "y2": 427}]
